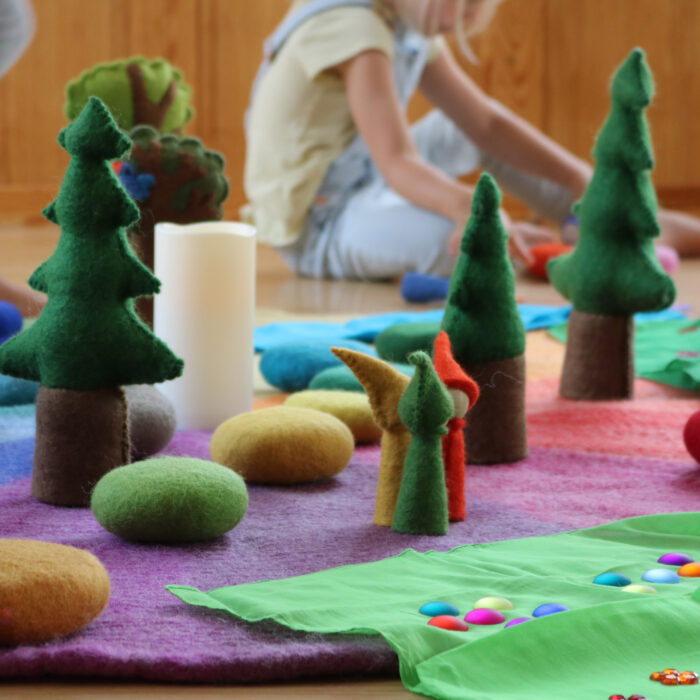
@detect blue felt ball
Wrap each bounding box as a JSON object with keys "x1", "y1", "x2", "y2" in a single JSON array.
[
  {"x1": 419, "y1": 601, "x2": 460, "y2": 617},
  {"x1": 0, "y1": 301, "x2": 23, "y2": 344},
  {"x1": 259, "y1": 339, "x2": 376, "y2": 392},
  {"x1": 400, "y1": 272, "x2": 450, "y2": 303},
  {"x1": 593, "y1": 572, "x2": 632, "y2": 587},
  {"x1": 532, "y1": 603, "x2": 569, "y2": 617},
  {"x1": 642, "y1": 568, "x2": 681, "y2": 584},
  {"x1": 0, "y1": 373, "x2": 40, "y2": 406}
]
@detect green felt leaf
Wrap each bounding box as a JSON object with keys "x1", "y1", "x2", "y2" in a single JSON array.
[
  {"x1": 168, "y1": 512, "x2": 700, "y2": 700},
  {"x1": 548, "y1": 49, "x2": 675, "y2": 315},
  {"x1": 441, "y1": 174, "x2": 525, "y2": 365}
]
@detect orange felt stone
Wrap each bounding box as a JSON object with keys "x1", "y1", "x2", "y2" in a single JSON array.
[
  {"x1": 678, "y1": 562, "x2": 700, "y2": 577},
  {"x1": 0, "y1": 539, "x2": 111, "y2": 646},
  {"x1": 526, "y1": 243, "x2": 573, "y2": 280}
]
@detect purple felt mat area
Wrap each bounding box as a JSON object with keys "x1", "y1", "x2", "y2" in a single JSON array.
[{"x1": 0, "y1": 433, "x2": 577, "y2": 682}]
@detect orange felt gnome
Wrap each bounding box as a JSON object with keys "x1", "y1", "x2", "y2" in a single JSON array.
[{"x1": 433, "y1": 331, "x2": 480, "y2": 521}]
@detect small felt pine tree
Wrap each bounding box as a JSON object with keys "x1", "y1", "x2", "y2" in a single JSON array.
[
  {"x1": 0, "y1": 97, "x2": 183, "y2": 506},
  {"x1": 441, "y1": 173, "x2": 527, "y2": 464},
  {"x1": 548, "y1": 48, "x2": 676, "y2": 400},
  {"x1": 392, "y1": 352, "x2": 453, "y2": 536}
]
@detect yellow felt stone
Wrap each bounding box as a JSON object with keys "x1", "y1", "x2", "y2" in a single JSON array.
[
  {"x1": 0, "y1": 539, "x2": 110, "y2": 646},
  {"x1": 210, "y1": 406, "x2": 354, "y2": 484},
  {"x1": 283, "y1": 390, "x2": 381, "y2": 443}
]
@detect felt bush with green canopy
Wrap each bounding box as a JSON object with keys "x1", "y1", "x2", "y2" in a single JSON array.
[
  {"x1": 440, "y1": 173, "x2": 527, "y2": 464},
  {"x1": 0, "y1": 97, "x2": 183, "y2": 506},
  {"x1": 548, "y1": 48, "x2": 676, "y2": 400}
]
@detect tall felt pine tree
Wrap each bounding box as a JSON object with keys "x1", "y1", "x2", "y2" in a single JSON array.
[
  {"x1": 548, "y1": 48, "x2": 675, "y2": 400},
  {"x1": 440, "y1": 173, "x2": 527, "y2": 464},
  {"x1": 0, "y1": 97, "x2": 183, "y2": 505}
]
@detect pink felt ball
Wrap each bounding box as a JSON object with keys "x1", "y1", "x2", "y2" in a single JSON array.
[
  {"x1": 684, "y1": 410, "x2": 700, "y2": 464},
  {"x1": 464, "y1": 608, "x2": 506, "y2": 625},
  {"x1": 655, "y1": 245, "x2": 680, "y2": 275}
]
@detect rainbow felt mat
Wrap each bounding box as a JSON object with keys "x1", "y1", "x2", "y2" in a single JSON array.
[{"x1": 0, "y1": 332, "x2": 699, "y2": 687}]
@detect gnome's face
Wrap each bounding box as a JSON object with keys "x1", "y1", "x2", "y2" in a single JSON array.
[{"x1": 447, "y1": 388, "x2": 470, "y2": 418}]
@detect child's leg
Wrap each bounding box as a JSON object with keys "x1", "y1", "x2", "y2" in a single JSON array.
[
  {"x1": 0, "y1": 278, "x2": 46, "y2": 317},
  {"x1": 327, "y1": 179, "x2": 456, "y2": 280},
  {"x1": 657, "y1": 210, "x2": 700, "y2": 257}
]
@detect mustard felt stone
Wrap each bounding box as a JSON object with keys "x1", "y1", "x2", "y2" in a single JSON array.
[
  {"x1": 284, "y1": 390, "x2": 381, "y2": 443},
  {"x1": 0, "y1": 539, "x2": 110, "y2": 646},
  {"x1": 210, "y1": 406, "x2": 354, "y2": 484},
  {"x1": 91, "y1": 457, "x2": 248, "y2": 543}
]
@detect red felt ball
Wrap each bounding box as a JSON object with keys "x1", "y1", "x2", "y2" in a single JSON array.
[
  {"x1": 683, "y1": 410, "x2": 700, "y2": 464},
  {"x1": 526, "y1": 243, "x2": 573, "y2": 280}
]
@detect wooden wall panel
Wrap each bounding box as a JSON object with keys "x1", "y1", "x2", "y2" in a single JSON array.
[
  {"x1": 545, "y1": 0, "x2": 700, "y2": 190},
  {"x1": 0, "y1": 0, "x2": 698, "y2": 225}
]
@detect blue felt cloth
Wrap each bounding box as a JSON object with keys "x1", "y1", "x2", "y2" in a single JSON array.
[
  {"x1": 0, "y1": 373, "x2": 40, "y2": 406},
  {"x1": 254, "y1": 305, "x2": 686, "y2": 352},
  {"x1": 0, "y1": 404, "x2": 36, "y2": 485}
]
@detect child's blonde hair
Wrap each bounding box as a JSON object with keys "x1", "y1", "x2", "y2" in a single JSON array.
[{"x1": 390, "y1": 0, "x2": 502, "y2": 62}]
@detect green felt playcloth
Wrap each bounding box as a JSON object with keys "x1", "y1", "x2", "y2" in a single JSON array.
[
  {"x1": 169, "y1": 512, "x2": 700, "y2": 700},
  {"x1": 550, "y1": 317, "x2": 700, "y2": 391}
]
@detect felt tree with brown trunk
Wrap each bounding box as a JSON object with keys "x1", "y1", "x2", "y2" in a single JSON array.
[
  {"x1": 441, "y1": 173, "x2": 527, "y2": 465},
  {"x1": 0, "y1": 97, "x2": 183, "y2": 506},
  {"x1": 548, "y1": 49, "x2": 675, "y2": 400},
  {"x1": 65, "y1": 57, "x2": 194, "y2": 133},
  {"x1": 123, "y1": 126, "x2": 229, "y2": 326}
]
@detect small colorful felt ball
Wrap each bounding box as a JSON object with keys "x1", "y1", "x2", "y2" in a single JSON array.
[
  {"x1": 642, "y1": 568, "x2": 680, "y2": 584},
  {"x1": 649, "y1": 671, "x2": 662, "y2": 681},
  {"x1": 532, "y1": 603, "x2": 569, "y2": 617},
  {"x1": 684, "y1": 409, "x2": 700, "y2": 464},
  {"x1": 658, "y1": 552, "x2": 693, "y2": 566},
  {"x1": 608, "y1": 695, "x2": 626, "y2": 700},
  {"x1": 680, "y1": 671, "x2": 699, "y2": 685},
  {"x1": 678, "y1": 562, "x2": 700, "y2": 577},
  {"x1": 473, "y1": 596, "x2": 514, "y2": 611},
  {"x1": 504, "y1": 617, "x2": 532, "y2": 628},
  {"x1": 427, "y1": 615, "x2": 469, "y2": 631},
  {"x1": 464, "y1": 608, "x2": 506, "y2": 625},
  {"x1": 593, "y1": 572, "x2": 631, "y2": 587},
  {"x1": 419, "y1": 601, "x2": 460, "y2": 617},
  {"x1": 628, "y1": 696, "x2": 648, "y2": 700}
]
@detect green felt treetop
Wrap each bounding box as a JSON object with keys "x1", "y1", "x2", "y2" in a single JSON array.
[
  {"x1": 547, "y1": 48, "x2": 676, "y2": 315},
  {"x1": 441, "y1": 173, "x2": 525, "y2": 365},
  {"x1": 0, "y1": 97, "x2": 184, "y2": 390},
  {"x1": 65, "y1": 56, "x2": 194, "y2": 133}
]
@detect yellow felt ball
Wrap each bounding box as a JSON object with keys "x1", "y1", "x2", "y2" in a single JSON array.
[
  {"x1": 0, "y1": 539, "x2": 110, "y2": 646},
  {"x1": 283, "y1": 390, "x2": 381, "y2": 444},
  {"x1": 211, "y1": 406, "x2": 355, "y2": 484}
]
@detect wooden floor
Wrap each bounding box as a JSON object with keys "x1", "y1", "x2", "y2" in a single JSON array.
[{"x1": 1, "y1": 223, "x2": 699, "y2": 699}]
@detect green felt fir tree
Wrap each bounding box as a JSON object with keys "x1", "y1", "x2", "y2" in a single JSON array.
[
  {"x1": 0, "y1": 97, "x2": 184, "y2": 506},
  {"x1": 548, "y1": 48, "x2": 676, "y2": 400},
  {"x1": 440, "y1": 173, "x2": 527, "y2": 464},
  {"x1": 65, "y1": 56, "x2": 194, "y2": 134},
  {"x1": 392, "y1": 352, "x2": 453, "y2": 536}
]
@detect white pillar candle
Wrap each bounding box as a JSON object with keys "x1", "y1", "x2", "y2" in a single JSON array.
[{"x1": 154, "y1": 221, "x2": 256, "y2": 430}]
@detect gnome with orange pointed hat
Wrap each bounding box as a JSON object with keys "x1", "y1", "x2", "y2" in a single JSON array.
[{"x1": 433, "y1": 330, "x2": 480, "y2": 521}]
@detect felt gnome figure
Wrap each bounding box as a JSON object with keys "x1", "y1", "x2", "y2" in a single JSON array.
[
  {"x1": 548, "y1": 49, "x2": 675, "y2": 400},
  {"x1": 392, "y1": 352, "x2": 453, "y2": 536},
  {"x1": 433, "y1": 330, "x2": 480, "y2": 522},
  {"x1": 332, "y1": 347, "x2": 411, "y2": 527},
  {"x1": 0, "y1": 97, "x2": 184, "y2": 507},
  {"x1": 441, "y1": 173, "x2": 527, "y2": 464}
]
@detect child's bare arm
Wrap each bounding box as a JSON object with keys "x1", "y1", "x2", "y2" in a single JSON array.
[
  {"x1": 419, "y1": 45, "x2": 592, "y2": 198},
  {"x1": 336, "y1": 50, "x2": 474, "y2": 226}
]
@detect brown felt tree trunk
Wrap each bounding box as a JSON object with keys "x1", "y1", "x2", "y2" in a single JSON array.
[
  {"x1": 462, "y1": 354, "x2": 527, "y2": 465},
  {"x1": 32, "y1": 386, "x2": 130, "y2": 506},
  {"x1": 559, "y1": 309, "x2": 634, "y2": 400}
]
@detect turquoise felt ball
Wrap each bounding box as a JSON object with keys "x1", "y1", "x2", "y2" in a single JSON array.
[{"x1": 91, "y1": 457, "x2": 248, "y2": 543}]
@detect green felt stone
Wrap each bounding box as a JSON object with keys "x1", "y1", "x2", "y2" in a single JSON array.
[
  {"x1": 309, "y1": 362, "x2": 415, "y2": 392},
  {"x1": 91, "y1": 457, "x2": 248, "y2": 543},
  {"x1": 374, "y1": 322, "x2": 441, "y2": 363}
]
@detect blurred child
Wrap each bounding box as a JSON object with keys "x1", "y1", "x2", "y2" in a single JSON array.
[{"x1": 245, "y1": 0, "x2": 700, "y2": 280}]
